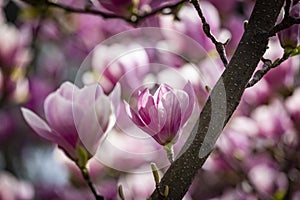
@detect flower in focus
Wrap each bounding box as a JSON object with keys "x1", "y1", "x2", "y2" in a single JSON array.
[
  {"x1": 21, "y1": 81, "x2": 120, "y2": 162},
  {"x1": 278, "y1": 2, "x2": 300, "y2": 49},
  {"x1": 125, "y1": 82, "x2": 195, "y2": 147}
]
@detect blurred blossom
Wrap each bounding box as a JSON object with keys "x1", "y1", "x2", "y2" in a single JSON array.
[
  {"x1": 278, "y1": 2, "x2": 300, "y2": 49},
  {"x1": 52, "y1": 149, "x2": 118, "y2": 199},
  {"x1": 263, "y1": 40, "x2": 298, "y2": 91},
  {"x1": 217, "y1": 117, "x2": 258, "y2": 160},
  {"x1": 0, "y1": 172, "x2": 34, "y2": 200},
  {"x1": 207, "y1": 0, "x2": 238, "y2": 15},
  {"x1": 249, "y1": 165, "x2": 287, "y2": 196},
  {"x1": 0, "y1": 23, "x2": 31, "y2": 70},
  {"x1": 240, "y1": 79, "x2": 271, "y2": 115},
  {"x1": 0, "y1": 21, "x2": 31, "y2": 103},
  {"x1": 21, "y1": 82, "x2": 120, "y2": 160},
  {"x1": 72, "y1": 15, "x2": 106, "y2": 51},
  {"x1": 125, "y1": 82, "x2": 195, "y2": 146},
  {"x1": 286, "y1": 88, "x2": 300, "y2": 125},
  {"x1": 251, "y1": 100, "x2": 293, "y2": 141},
  {"x1": 160, "y1": 2, "x2": 220, "y2": 54},
  {"x1": 223, "y1": 16, "x2": 244, "y2": 53},
  {"x1": 96, "y1": 126, "x2": 159, "y2": 172},
  {"x1": 118, "y1": 170, "x2": 156, "y2": 200},
  {"x1": 92, "y1": 43, "x2": 149, "y2": 95}
]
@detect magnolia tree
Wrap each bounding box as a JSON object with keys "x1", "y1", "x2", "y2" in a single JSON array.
[{"x1": 0, "y1": 0, "x2": 300, "y2": 199}]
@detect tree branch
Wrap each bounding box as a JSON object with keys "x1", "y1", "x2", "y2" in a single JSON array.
[
  {"x1": 150, "y1": 0, "x2": 285, "y2": 199},
  {"x1": 20, "y1": 0, "x2": 188, "y2": 24},
  {"x1": 246, "y1": 54, "x2": 289, "y2": 88},
  {"x1": 190, "y1": 0, "x2": 229, "y2": 67},
  {"x1": 270, "y1": 16, "x2": 300, "y2": 36}
]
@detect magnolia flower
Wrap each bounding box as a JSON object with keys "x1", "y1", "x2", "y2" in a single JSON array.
[
  {"x1": 125, "y1": 82, "x2": 195, "y2": 147},
  {"x1": 21, "y1": 82, "x2": 120, "y2": 161}
]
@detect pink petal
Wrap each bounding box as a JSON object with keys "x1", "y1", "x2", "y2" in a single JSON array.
[
  {"x1": 159, "y1": 91, "x2": 182, "y2": 142},
  {"x1": 109, "y1": 82, "x2": 121, "y2": 117},
  {"x1": 21, "y1": 108, "x2": 56, "y2": 142},
  {"x1": 138, "y1": 95, "x2": 155, "y2": 125},
  {"x1": 78, "y1": 96, "x2": 113, "y2": 154},
  {"x1": 154, "y1": 83, "x2": 172, "y2": 104},
  {"x1": 57, "y1": 81, "x2": 79, "y2": 100},
  {"x1": 124, "y1": 101, "x2": 145, "y2": 127},
  {"x1": 137, "y1": 88, "x2": 151, "y2": 110},
  {"x1": 44, "y1": 92, "x2": 81, "y2": 148},
  {"x1": 182, "y1": 81, "x2": 195, "y2": 123},
  {"x1": 173, "y1": 90, "x2": 189, "y2": 123},
  {"x1": 75, "y1": 83, "x2": 104, "y2": 108}
]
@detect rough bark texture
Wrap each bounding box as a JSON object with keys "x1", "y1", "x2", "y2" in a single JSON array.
[{"x1": 150, "y1": 0, "x2": 285, "y2": 199}]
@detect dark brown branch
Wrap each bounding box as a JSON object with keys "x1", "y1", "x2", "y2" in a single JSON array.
[
  {"x1": 20, "y1": 0, "x2": 188, "y2": 24},
  {"x1": 284, "y1": 0, "x2": 292, "y2": 18},
  {"x1": 246, "y1": 54, "x2": 289, "y2": 88},
  {"x1": 190, "y1": 0, "x2": 229, "y2": 67},
  {"x1": 150, "y1": 0, "x2": 285, "y2": 199},
  {"x1": 269, "y1": 16, "x2": 300, "y2": 36}
]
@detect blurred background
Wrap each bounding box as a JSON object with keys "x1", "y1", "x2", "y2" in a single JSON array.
[{"x1": 0, "y1": 0, "x2": 300, "y2": 199}]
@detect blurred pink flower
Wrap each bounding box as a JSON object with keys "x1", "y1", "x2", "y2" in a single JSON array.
[
  {"x1": 286, "y1": 88, "x2": 300, "y2": 125},
  {"x1": 160, "y1": 2, "x2": 221, "y2": 54},
  {"x1": 0, "y1": 172, "x2": 34, "y2": 200},
  {"x1": 92, "y1": 43, "x2": 149, "y2": 95},
  {"x1": 125, "y1": 82, "x2": 195, "y2": 146},
  {"x1": 251, "y1": 100, "x2": 293, "y2": 141},
  {"x1": 21, "y1": 81, "x2": 120, "y2": 159},
  {"x1": 263, "y1": 40, "x2": 298, "y2": 91},
  {"x1": 0, "y1": 23, "x2": 31, "y2": 70},
  {"x1": 249, "y1": 164, "x2": 287, "y2": 195}
]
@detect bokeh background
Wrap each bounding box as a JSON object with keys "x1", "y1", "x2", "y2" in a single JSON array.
[{"x1": 0, "y1": 0, "x2": 300, "y2": 199}]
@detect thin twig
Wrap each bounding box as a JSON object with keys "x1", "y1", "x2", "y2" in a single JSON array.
[
  {"x1": 20, "y1": 0, "x2": 188, "y2": 24},
  {"x1": 77, "y1": 164, "x2": 104, "y2": 200},
  {"x1": 284, "y1": 0, "x2": 292, "y2": 18},
  {"x1": 269, "y1": 0, "x2": 300, "y2": 37},
  {"x1": 246, "y1": 54, "x2": 290, "y2": 88},
  {"x1": 190, "y1": 0, "x2": 229, "y2": 67}
]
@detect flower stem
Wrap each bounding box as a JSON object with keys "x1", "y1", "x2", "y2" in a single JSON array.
[
  {"x1": 77, "y1": 164, "x2": 104, "y2": 200},
  {"x1": 164, "y1": 143, "x2": 174, "y2": 163}
]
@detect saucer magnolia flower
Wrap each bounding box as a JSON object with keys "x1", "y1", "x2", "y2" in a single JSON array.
[
  {"x1": 21, "y1": 82, "x2": 120, "y2": 163},
  {"x1": 125, "y1": 82, "x2": 195, "y2": 162}
]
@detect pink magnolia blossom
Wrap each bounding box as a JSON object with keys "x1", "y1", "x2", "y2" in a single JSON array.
[
  {"x1": 125, "y1": 82, "x2": 195, "y2": 146},
  {"x1": 21, "y1": 81, "x2": 120, "y2": 160}
]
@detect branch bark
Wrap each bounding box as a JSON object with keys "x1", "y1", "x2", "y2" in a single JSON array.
[{"x1": 150, "y1": 0, "x2": 285, "y2": 199}]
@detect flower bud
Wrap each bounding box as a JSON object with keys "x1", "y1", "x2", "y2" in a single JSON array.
[{"x1": 278, "y1": 3, "x2": 300, "y2": 49}]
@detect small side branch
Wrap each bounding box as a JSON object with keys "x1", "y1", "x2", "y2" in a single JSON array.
[
  {"x1": 246, "y1": 54, "x2": 289, "y2": 88},
  {"x1": 190, "y1": 0, "x2": 229, "y2": 67},
  {"x1": 20, "y1": 0, "x2": 188, "y2": 24},
  {"x1": 269, "y1": 16, "x2": 300, "y2": 36},
  {"x1": 77, "y1": 164, "x2": 104, "y2": 200},
  {"x1": 269, "y1": 0, "x2": 300, "y2": 36}
]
